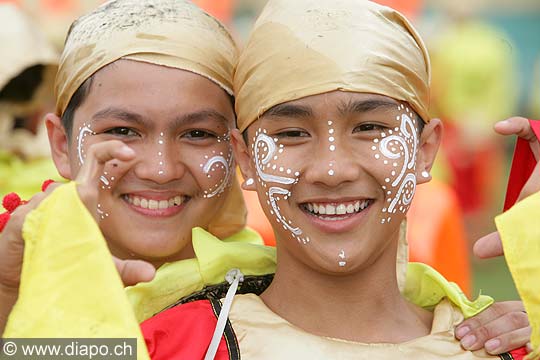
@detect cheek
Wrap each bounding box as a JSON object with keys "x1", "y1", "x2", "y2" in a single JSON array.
[
  {"x1": 189, "y1": 142, "x2": 234, "y2": 198},
  {"x1": 371, "y1": 107, "x2": 419, "y2": 224}
]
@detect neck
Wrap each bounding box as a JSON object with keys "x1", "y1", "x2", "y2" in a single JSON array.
[{"x1": 260, "y1": 238, "x2": 432, "y2": 343}]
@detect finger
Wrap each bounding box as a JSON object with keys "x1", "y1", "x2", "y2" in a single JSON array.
[
  {"x1": 113, "y1": 257, "x2": 156, "y2": 287},
  {"x1": 75, "y1": 140, "x2": 135, "y2": 185},
  {"x1": 473, "y1": 232, "x2": 503, "y2": 259},
  {"x1": 456, "y1": 301, "x2": 525, "y2": 340},
  {"x1": 484, "y1": 326, "x2": 531, "y2": 355},
  {"x1": 494, "y1": 117, "x2": 536, "y2": 141}
]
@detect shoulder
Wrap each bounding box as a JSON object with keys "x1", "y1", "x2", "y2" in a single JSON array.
[{"x1": 142, "y1": 299, "x2": 228, "y2": 360}]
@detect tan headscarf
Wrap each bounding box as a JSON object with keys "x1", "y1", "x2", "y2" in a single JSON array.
[
  {"x1": 56, "y1": 0, "x2": 246, "y2": 238},
  {"x1": 235, "y1": 0, "x2": 431, "y2": 131}
]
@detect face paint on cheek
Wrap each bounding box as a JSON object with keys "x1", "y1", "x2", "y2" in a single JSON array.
[
  {"x1": 201, "y1": 133, "x2": 234, "y2": 199},
  {"x1": 373, "y1": 105, "x2": 419, "y2": 224},
  {"x1": 76, "y1": 123, "x2": 96, "y2": 166},
  {"x1": 253, "y1": 128, "x2": 309, "y2": 244}
]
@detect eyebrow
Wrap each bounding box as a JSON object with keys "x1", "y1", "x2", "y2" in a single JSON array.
[
  {"x1": 264, "y1": 103, "x2": 313, "y2": 119},
  {"x1": 92, "y1": 107, "x2": 147, "y2": 126},
  {"x1": 172, "y1": 109, "x2": 230, "y2": 129},
  {"x1": 338, "y1": 99, "x2": 398, "y2": 116},
  {"x1": 91, "y1": 107, "x2": 230, "y2": 130}
]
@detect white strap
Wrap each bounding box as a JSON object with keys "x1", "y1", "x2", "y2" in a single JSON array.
[{"x1": 204, "y1": 268, "x2": 244, "y2": 360}]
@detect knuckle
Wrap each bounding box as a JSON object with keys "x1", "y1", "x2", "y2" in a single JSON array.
[
  {"x1": 472, "y1": 325, "x2": 492, "y2": 341},
  {"x1": 506, "y1": 311, "x2": 529, "y2": 328}
]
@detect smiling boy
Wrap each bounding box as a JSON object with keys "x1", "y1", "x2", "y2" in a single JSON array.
[{"x1": 141, "y1": 0, "x2": 531, "y2": 358}]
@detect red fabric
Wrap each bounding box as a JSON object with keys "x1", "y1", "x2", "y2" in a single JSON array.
[
  {"x1": 506, "y1": 346, "x2": 529, "y2": 360},
  {"x1": 141, "y1": 300, "x2": 230, "y2": 360},
  {"x1": 503, "y1": 119, "x2": 540, "y2": 211},
  {"x1": 41, "y1": 179, "x2": 55, "y2": 192},
  {"x1": 2, "y1": 193, "x2": 22, "y2": 213},
  {"x1": 0, "y1": 212, "x2": 10, "y2": 232}
]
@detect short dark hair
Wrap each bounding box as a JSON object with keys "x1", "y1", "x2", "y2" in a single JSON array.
[
  {"x1": 0, "y1": 64, "x2": 44, "y2": 103},
  {"x1": 61, "y1": 75, "x2": 94, "y2": 138}
]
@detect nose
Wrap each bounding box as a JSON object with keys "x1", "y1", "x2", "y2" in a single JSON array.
[
  {"x1": 132, "y1": 141, "x2": 186, "y2": 184},
  {"x1": 303, "y1": 138, "x2": 361, "y2": 187}
]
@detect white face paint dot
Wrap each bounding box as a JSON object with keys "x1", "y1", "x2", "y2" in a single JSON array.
[
  {"x1": 375, "y1": 154, "x2": 380, "y2": 159},
  {"x1": 328, "y1": 169, "x2": 335, "y2": 176},
  {"x1": 329, "y1": 137, "x2": 335, "y2": 142},
  {"x1": 329, "y1": 129, "x2": 334, "y2": 134},
  {"x1": 329, "y1": 145, "x2": 336, "y2": 151},
  {"x1": 372, "y1": 146, "x2": 377, "y2": 150}
]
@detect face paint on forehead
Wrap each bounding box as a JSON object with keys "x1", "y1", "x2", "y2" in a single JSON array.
[
  {"x1": 252, "y1": 128, "x2": 309, "y2": 244},
  {"x1": 372, "y1": 104, "x2": 419, "y2": 224},
  {"x1": 201, "y1": 132, "x2": 234, "y2": 199}
]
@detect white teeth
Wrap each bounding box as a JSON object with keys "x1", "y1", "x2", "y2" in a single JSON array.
[
  {"x1": 148, "y1": 200, "x2": 158, "y2": 210},
  {"x1": 305, "y1": 200, "x2": 371, "y2": 216},
  {"x1": 127, "y1": 195, "x2": 185, "y2": 210},
  {"x1": 140, "y1": 198, "x2": 149, "y2": 209}
]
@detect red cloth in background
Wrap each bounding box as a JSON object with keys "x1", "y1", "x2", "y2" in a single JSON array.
[{"x1": 503, "y1": 119, "x2": 540, "y2": 211}]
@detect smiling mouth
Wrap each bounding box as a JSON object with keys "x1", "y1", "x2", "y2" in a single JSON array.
[
  {"x1": 300, "y1": 199, "x2": 373, "y2": 221},
  {"x1": 123, "y1": 194, "x2": 190, "y2": 210}
]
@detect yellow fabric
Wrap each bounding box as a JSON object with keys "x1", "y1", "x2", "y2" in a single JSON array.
[
  {"x1": 3, "y1": 183, "x2": 149, "y2": 360},
  {"x1": 0, "y1": 150, "x2": 62, "y2": 199},
  {"x1": 55, "y1": 0, "x2": 237, "y2": 116},
  {"x1": 127, "y1": 227, "x2": 274, "y2": 322},
  {"x1": 4, "y1": 182, "x2": 491, "y2": 356},
  {"x1": 228, "y1": 294, "x2": 496, "y2": 359},
  {"x1": 496, "y1": 191, "x2": 540, "y2": 359},
  {"x1": 55, "y1": 0, "x2": 245, "y2": 239},
  {"x1": 234, "y1": 0, "x2": 431, "y2": 131}
]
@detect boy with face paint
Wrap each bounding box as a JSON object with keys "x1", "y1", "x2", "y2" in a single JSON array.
[
  {"x1": 0, "y1": 0, "x2": 531, "y2": 356},
  {"x1": 141, "y1": 1, "x2": 532, "y2": 359},
  {"x1": 0, "y1": 0, "x2": 277, "y2": 341}
]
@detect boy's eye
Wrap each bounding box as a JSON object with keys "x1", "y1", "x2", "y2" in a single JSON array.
[
  {"x1": 105, "y1": 127, "x2": 138, "y2": 137},
  {"x1": 183, "y1": 130, "x2": 215, "y2": 139},
  {"x1": 353, "y1": 123, "x2": 386, "y2": 132},
  {"x1": 275, "y1": 130, "x2": 310, "y2": 138}
]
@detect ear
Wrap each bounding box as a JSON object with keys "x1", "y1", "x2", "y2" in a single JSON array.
[
  {"x1": 415, "y1": 118, "x2": 443, "y2": 185},
  {"x1": 45, "y1": 113, "x2": 73, "y2": 179},
  {"x1": 231, "y1": 129, "x2": 257, "y2": 191}
]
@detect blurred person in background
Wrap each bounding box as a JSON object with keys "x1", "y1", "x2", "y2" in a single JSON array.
[
  {"x1": 430, "y1": 3, "x2": 518, "y2": 241},
  {"x1": 0, "y1": 4, "x2": 61, "y2": 199}
]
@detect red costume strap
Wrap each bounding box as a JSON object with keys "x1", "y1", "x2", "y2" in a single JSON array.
[
  {"x1": 141, "y1": 300, "x2": 233, "y2": 360},
  {"x1": 503, "y1": 119, "x2": 540, "y2": 211},
  {"x1": 498, "y1": 346, "x2": 529, "y2": 360}
]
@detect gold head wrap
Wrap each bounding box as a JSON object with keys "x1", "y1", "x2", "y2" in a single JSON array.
[
  {"x1": 56, "y1": 0, "x2": 246, "y2": 238},
  {"x1": 235, "y1": 0, "x2": 431, "y2": 131}
]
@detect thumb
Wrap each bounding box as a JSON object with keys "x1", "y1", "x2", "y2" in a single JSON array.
[
  {"x1": 113, "y1": 257, "x2": 156, "y2": 287},
  {"x1": 473, "y1": 231, "x2": 504, "y2": 259}
]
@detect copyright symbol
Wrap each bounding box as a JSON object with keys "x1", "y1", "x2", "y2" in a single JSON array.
[{"x1": 2, "y1": 341, "x2": 17, "y2": 356}]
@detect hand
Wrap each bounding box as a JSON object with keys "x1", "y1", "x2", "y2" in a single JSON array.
[
  {"x1": 455, "y1": 301, "x2": 531, "y2": 354},
  {"x1": 73, "y1": 140, "x2": 157, "y2": 285},
  {"x1": 473, "y1": 117, "x2": 540, "y2": 259},
  {"x1": 0, "y1": 183, "x2": 61, "y2": 334}
]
